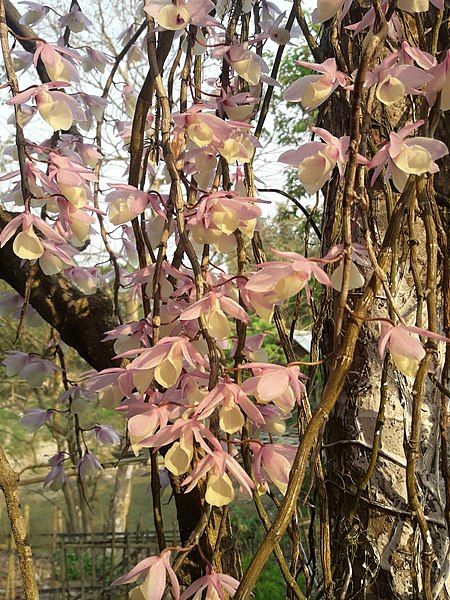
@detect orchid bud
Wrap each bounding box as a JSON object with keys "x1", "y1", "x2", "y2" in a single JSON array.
[{"x1": 21, "y1": 408, "x2": 54, "y2": 432}]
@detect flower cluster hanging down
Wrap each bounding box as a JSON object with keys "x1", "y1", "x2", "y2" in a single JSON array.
[{"x1": 1, "y1": 0, "x2": 449, "y2": 597}]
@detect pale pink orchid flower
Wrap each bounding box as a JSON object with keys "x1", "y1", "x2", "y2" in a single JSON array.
[
  {"x1": 322, "y1": 243, "x2": 369, "y2": 292},
  {"x1": 312, "y1": 0, "x2": 353, "y2": 24},
  {"x1": 256, "y1": 12, "x2": 300, "y2": 46},
  {"x1": 38, "y1": 239, "x2": 74, "y2": 276},
  {"x1": 182, "y1": 446, "x2": 254, "y2": 506},
  {"x1": 245, "y1": 250, "x2": 331, "y2": 306},
  {"x1": 173, "y1": 105, "x2": 250, "y2": 149},
  {"x1": 187, "y1": 190, "x2": 262, "y2": 252},
  {"x1": 104, "y1": 320, "x2": 152, "y2": 355},
  {"x1": 365, "y1": 54, "x2": 433, "y2": 106},
  {"x1": 279, "y1": 126, "x2": 368, "y2": 194},
  {"x1": 126, "y1": 336, "x2": 207, "y2": 391},
  {"x1": 180, "y1": 566, "x2": 240, "y2": 600},
  {"x1": 217, "y1": 90, "x2": 256, "y2": 122},
  {"x1": 44, "y1": 452, "x2": 67, "y2": 491},
  {"x1": 369, "y1": 120, "x2": 449, "y2": 191},
  {"x1": 18, "y1": 1, "x2": 49, "y2": 25},
  {"x1": 91, "y1": 425, "x2": 121, "y2": 445},
  {"x1": 225, "y1": 43, "x2": 266, "y2": 86},
  {"x1": 397, "y1": 0, "x2": 443, "y2": 14},
  {"x1": 122, "y1": 400, "x2": 171, "y2": 454},
  {"x1": 193, "y1": 380, "x2": 265, "y2": 434},
  {"x1": 21, "y1": 408, "x2": 54, "y2": 432},
  {"x1": 7, "y1": 83, "x2": 86, "y2": 131},
  {"x1": 346, "y1": 1, "x2": 402, "y2": 38},
  {"x1": 379, "y1": 322, "x2": 450, "y2": 377},
  {"x1": 58, "y1": 5, "x2": 93, "y2": 32},
  {"x1": 111, "y1": 550, "x2": 180, "y2": 600},
  {"x1": 82, "y1": 46, "x2": 112, "y2": 73},
  {"x1": 65, "y1": 267, "x2": 99, "y2": 295},
  {"x1": 144, "y1": 0, "x2": 217, "y2": 31},
  {"x1": 284, "y1": 58, "x2": 347, "y2": 111},
  {"x1": 251, "y1": 442, "x2": 297, "y2": 494},
  {"x1": 399, "y1": 42, "x2": 437, "y2": 71},
  {"x1": 105, "y1": 184, "x2": 163, "y2": 226},
  {"x1": 0, "y1": 212, "x2": 66, "y2": 261},
  {"x1": 180, "y1": 292, "x2": 249, "y2": 340},
  {"x1": 33, "y1": 42, "x2": 80, "y2": 83},
  {"x1": 240, "y1": 363, "x2": 307, "y2": 414},
  {"x1": 427, "y1": 50, "x2": 450, "y2": 112},
  {"x1": 77, "y1": 452, "x2": 103, "y2": 479}
]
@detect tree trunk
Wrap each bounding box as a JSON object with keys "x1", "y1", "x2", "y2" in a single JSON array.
[{"x1": 318, "y1": 9, "x2": 450, "y2": 598}]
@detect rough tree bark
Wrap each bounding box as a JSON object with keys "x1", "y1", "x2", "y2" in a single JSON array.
[{"x1": 318, "y1": 7, "x2": 450, "y2": 599}]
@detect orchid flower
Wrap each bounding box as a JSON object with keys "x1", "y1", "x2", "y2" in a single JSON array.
[
  {"x1": 284, "y1": 58, "x2": 347, "y2": 111},
  {"x1": 182, "y1": 446, "x2": 254, "y2": 506},
  {"x1": 252, "y1": 442, "x2": 297, "y2": 494},
  {"x1": 397, "y1": 0, "x2": 443, "y2": 14},
  {"x1": 0, "y1": 212, "x2": 66, "y2": 260},
  {"x1": 312, "y1": 0, "x2": 353, "y2": 23},
  {"x1": 58, "y1": 5, "x2": 93, "y2": 32},
  {"x1": 180, "y1": 292, "x2": 249, "y2": 340},
  {"x1": 18, "y1": 1, "x2": 49, "y2": 25},
  {"x1": 369, "y1": 120, "x2": 449, "y2": 191},
  {"x1": 180, "y1": 566, "x2": 240, "y2": 600},
  {"x1": 365, "y1": 54, "x2": 433, "y2": 106},
  {"x1": 82, "y1": 47, "x2": 111, "y2": 73},
  {"x1": 112, "y1": 550, "x2": 180, "y2": 600},
  {"x1": 7, "y1": 83, "x2": 86, "y2": 131},
  {"x1": 279, "y1": 127, "x2": 368, "y2": 194},
  {"x1": 127, "y1": 336, "x2": 207, "y2": 391},
  {"x1": 379, "y1": 323, "x2": 450, "y2": 377},
  {"x1": 427, "y1": 50, "x2": 450, "y2": 112},
  {"x1": 105, "y1": 184, "x2": 162, "y2": 226},
  {"x1": 44, "y1": 452, "x2": 67, "y2": 491},
  {"x1": 245, "y1": 251, "x2": 331, "y2": 307},
  {"x1": 240, "y1": 363, "x2": 307, "y2": 414},
  {"x1": 193, "y1": 380, "x2": 265, "y2": 433},
  {"x1": 187, "y1": 191, "x2": 262, "y2": 252},
  {"x1": 65, "y1": 267, "x2": 99, "y2": 295},
  {"x1": 21, "y1": 408, "x2": 54, "y2": 432},
  {"x1": 144, "y1": 0, "x2": 216, "y2": 31},
  {"x1": 77, "y1": 452, "x2": 103, "y2": 479},
  {"x1": 33, "y1": 42, "x2": 80, "y2": 83}
]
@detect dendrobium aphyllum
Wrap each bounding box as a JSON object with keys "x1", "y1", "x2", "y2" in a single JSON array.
[
  {"x1": 112, "y1": 550, "x2": 180, "y2": 600},
  {"x1": 369, "y1": 120, "x2": 449, "y2": 191},
  {"x1": 179, "y1": 567, "x2": 240, "y2": 600},
  {"x1": 240, "y1": 363, "x2": 307, "y2": 414},
  {"x1": 105, "y1": 184, "x2": 164, "y2": 226},
  {"x1": 180, "y1": 292, "x2": 249, "y2": 340},
  {"x1": 0, "y1": 212, "x2": 66, "y2": 260},
  {"x1": 144, "y1": 0, "x2": 216, "y2": 31},
  {"x1": 427, "y1": 49, "x2": 450, "y2": 112},
  {"x1": 312, "y1": 0, "x2": 353, "y2": 23},
  {"x1": 33, "y1": 42, "x2": 80, "y2": 83},
  {"x1": 187, "y1": 190, "x2": 262, "y2": 252},
  {"x1": 251, "y1": 442, "x2": 298, "y2": 494},
  {"x1": 182, "y1": 446, "x2": 254, "y2": 507},
  {"x1": 279, "y1": 127, "x2": 368, "y2": 194},
  {"x1": 283, "y1": 58, "x2": 347, "y2": 111},
  {"x1": 365, "y1": 54, "x2": 433, "y2": 105},
  {"x1": 7, "y1": 83, "x2": 86, "y2": 130},
  {"x1": 193, "y1": 380, "x2": 265, "y2": 434},
  {"x1": 126, "y1": 336, "x2": 207, "y2": 391},
  {"x1": 379, "y1": 323, "x2": 450, "y2": 378},
  {"x1": 246, "y1": 251, "x2": 330, "y2": 308}
]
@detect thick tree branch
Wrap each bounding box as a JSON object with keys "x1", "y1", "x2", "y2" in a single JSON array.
[{"x1": 0, "y1": 209, "x2": 118, "y2": 371}]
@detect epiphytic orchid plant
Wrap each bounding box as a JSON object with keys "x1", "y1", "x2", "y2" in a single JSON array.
[{"x1": 0, "y1": 0, "x2": 449, "y2": 598}]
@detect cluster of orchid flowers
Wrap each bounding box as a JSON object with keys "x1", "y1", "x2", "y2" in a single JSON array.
[{"x1": 1, "y1": 0, "x2": 450, "y2": 597}]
